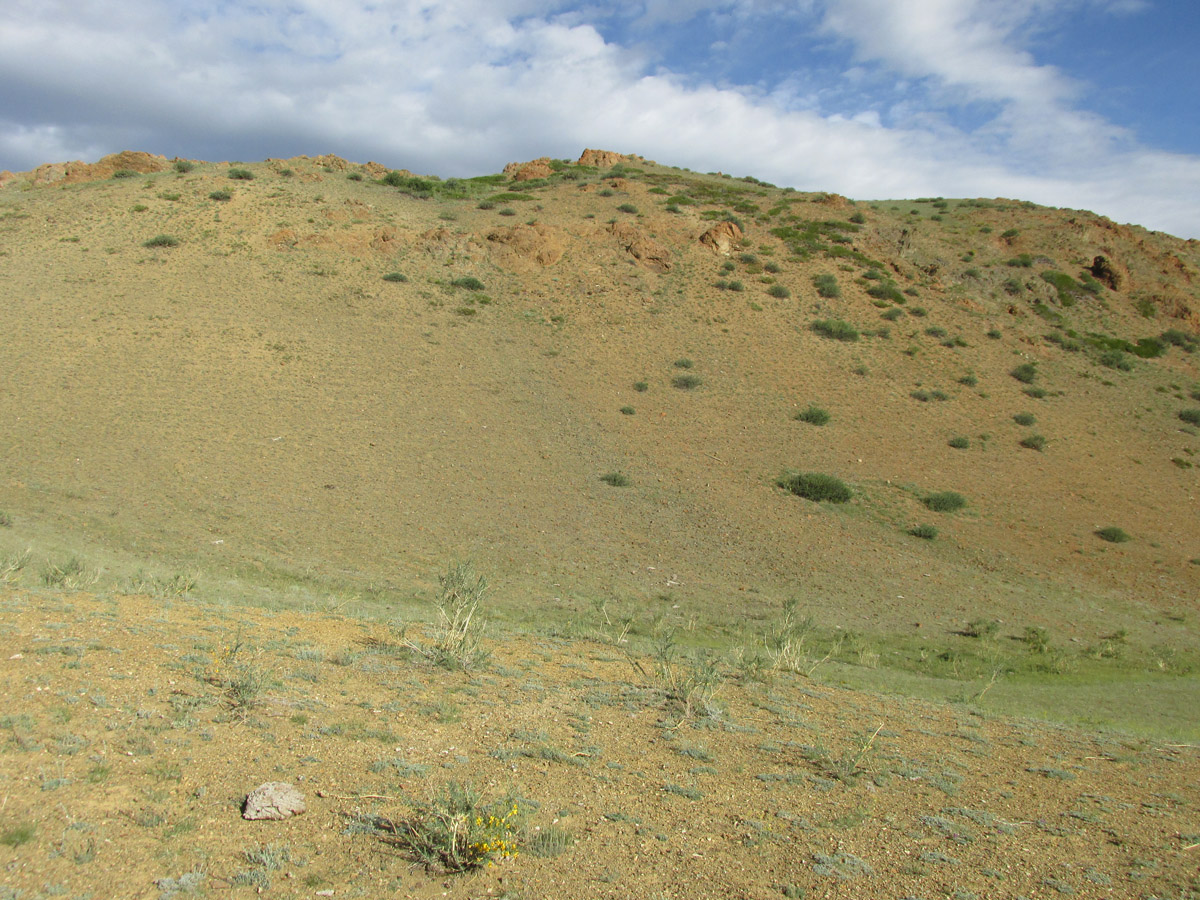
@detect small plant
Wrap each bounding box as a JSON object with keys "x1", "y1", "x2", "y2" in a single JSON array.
[
  {"x1": 172, "y1": 160, "x2": 194, "y2": 173},
  {"x1": 633, "y1": 381, "x2": 648, "y2": 392},
  {"x1": 793, "y1": 405, "x2": 830, "y2": 426},
  {"x1": 923, "y1": 492, "x2": 966, "y2": 513},
  {"x1": 813, "y1": 274, "x2": 840, "y2": 298},
  {"x1": 1, "y1": 823, "x2": 35, "y2": 847},
  {"x1": 451, "y1": 276, "x2": 485, "y2": 291},
  {"x1": 0, "y1": 510, "x2": 11, "y2": 527},
  {"x1": 1096, "y1": 526, "x2": 1131, "y2": 543},
  {"x1": 947, "y1": 436, "x2": 970, "y2": 449},
  {"x1": 227, "y1": 167, "x2": 254, "y2": 180},
  {"x1": 964, "y1": 619, "x2": 1000, "y2": 639},
  {"x1": 619, "y1": 406, "x2": 635, "y2": 416},
  {"x1": 380, "y1": 783, "x2": 521, "y2": 872},
  {"x1": 672, "y1": 374, "x2": 702, "y2": 390},
  {"x1": 673, "y1": 358, "x2": 693, "y2": 369},
  {"x1": 767, "y1": 284, "x2": 791, "y2": 299},
  {"x1": 1010, "y1": 363, "x2": 1038, "y2": 384},
  {"x1": 1178, "y1": 409, "x2": 1200, "y2": 427},
  {"x1": 616, "y1": 203, "x2": 638, "y2": 214},
  {"x1": 1019, "y1": 434, "x2": 1047, "y2": 451},
  {"x1": 402, "y1": 562, "x2": 489, "y2": 670},
  {"x1": 652, "y1": 631, "x2": 723, "y2": 719},
  {"x1": 1021, "y1": 626, "x2": 1050, "y2": 653},
  {"x1": 909, "y1": 524, "x2": 938, "y2": 540},
  {"x1": 143, "y1": 234, "x2": 179, "y2": 248},
  {"x1": 600, "y1": 472, "x2": 631, "y2": 487},
  {"x1": 41, "y1": 557, "x2": 99, "y2": 589},
  {"x1": 811, "y1": 319, "x2": 859, "y2": 342},
  {"x1": 1013, "y1": 412, "x2": 1036, "y2": 426},
  {"x1": 778, "y1": 472, "x2": 852, "y2": 503},
  {"x1": 382, "y1": 272, "x2": 408, "y2": 283},
  {"x1": 208, "y1": 190, "x2": 232, "y2": 201}
]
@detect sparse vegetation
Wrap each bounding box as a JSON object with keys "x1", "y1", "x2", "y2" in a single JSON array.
[
  {"x1": 793, "y1": 405, "x2": 830, "y2": 426},
  {"x1": 600, "y1": 472, "x2": 631, "y2": 486},
  {"x1": 1020, "y1": 433, "x2": 1047, "y2": 451},
  {"x1": 209, "y1": 190, "x2": 232, "y2": 201},
  {"x1": 909, "y1": 524, "x2": 938, "y2": 540},
  {"x1": 810, "y1": 319, "x2": 859, "y2": 342},
  {"x1": 672, "y1": 374, "x2": 702, "y2": 389},
  {"x1": 402, "y1": 562, "x2": 489, "y2": 670},
  {"x1": 227, "y1": 168, "x2": 255, "y2": 180},
  {"x1": 923, "y1": 492, "x2": 967, "y2": 513},
  {"x1": 1010, "y1": 363, "x2": 1038, "y2": 384},
  {"x1": 143, "y1": 234, "x2": 179, "y2": 248},
  {"x1": 1096, "y1": 526, "x2": 1131, "y2": 543},
  {"x1": 778, "y1": 472, "x2": 852, "y2": 503},
  {"x1": 813, "y1": 274, "x2": 840, "y2": 298},
  {"x1": 382, "y1": 272, "x2": 408, "y2": 283},
  {"x1": 947, "y1": 436, "x2": 970, "y2": 449}
]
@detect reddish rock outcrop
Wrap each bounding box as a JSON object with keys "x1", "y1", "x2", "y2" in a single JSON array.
[
  {"x1": 503, "y1": 158, "x2": 554, "y2": 181},
  {"x1": 578, "y1": 149, "x2": 627, "y2": 168},
  {"x1": 607, "y1": 222, "x2": 670, "y2": 273},
  {"x1": 699, "y1": 221, "x2": 743, "y2": 255},
  {"x1": 487, "y1": 223, "x2": 565, "y2": 267}
]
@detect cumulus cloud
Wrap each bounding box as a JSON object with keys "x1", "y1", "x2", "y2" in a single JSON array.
[{"x1": 0, "y1": 0, "x2": 1196, "y2": 237}]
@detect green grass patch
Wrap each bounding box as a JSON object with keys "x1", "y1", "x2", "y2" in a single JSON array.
[
  {"x1": 778, "y1": 472, "x2": 852, "y2": 503},
  {"x1": 923, "y1": 492, "x2": 967, "y2": 513}
]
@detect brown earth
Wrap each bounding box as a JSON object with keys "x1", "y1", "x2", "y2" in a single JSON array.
[{"x1": 0, "y1": 147, "x2": 1198, "y2": 896}]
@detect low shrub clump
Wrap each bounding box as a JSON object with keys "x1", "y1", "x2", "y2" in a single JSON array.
[
  {"x1": 811, "y1": 319, "x2": 859, "y2": 342},
  {"x1": 1178, "y1": 409, "x2": 1200, "y2": 427},
  {"x1": 778, "y1": 472, "x2": 852, "y2": 503},
  {"x1": 909, "y1": 524, "x2": 938, "y2": 540},
  {"x1": 793, "y1": 405, "x2": 830, "y2": 426},
  {"x1": 1019, "y1": 434, "x2": 1047, "y2": 451},
  {"x1": 143, "y1": 234, "x2": 179, "y2": 248},
  {"x1": 1010, "y1": 363, "x2": 1038, "y2": 384},
  {"x1": 1096, "y1": 526, "x2": 1131, "y2": 543},
  {"x1": 923, "y1": 492, "x2": 967, "y2": 513}
]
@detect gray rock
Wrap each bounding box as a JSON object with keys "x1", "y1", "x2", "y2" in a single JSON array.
[{"x1": 243, "y1": 781, "x2": 306, "y2": 820}]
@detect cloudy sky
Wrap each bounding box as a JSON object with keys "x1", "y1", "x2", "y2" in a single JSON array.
[{"x1": 2, "y1": 0, "x2": 1198, "y2": 237}]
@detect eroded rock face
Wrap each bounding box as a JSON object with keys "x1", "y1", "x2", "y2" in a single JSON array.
[
  {"x1": 578, "y1": 149, "x2": 626, "y2": 168},
  {"x1": 607, "y1": 222, "x2": 670, "y2": 273},
  {"x1": 487, "y1": 223, "x2": 565, "y2": 267},
  {"x1": 503, "y1": 158, "x2": 554, "y2": 181},
  {"x1": 243, "y1": 782, "x2": 306, "y2": 820},
  {"x1": 27, "y1": 151, "x2": 168, "y2": 185},
  {"x1": 699, "y1": 221, "x2": 743, "y2": 255}
]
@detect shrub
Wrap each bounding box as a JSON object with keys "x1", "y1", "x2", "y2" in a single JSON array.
[
  {"x1": 382, "y1": 272, "x2": 408, "y2": 283},
  {"x1": 726, "y1": 280, "x2": 745, "y2": 292},
  {"x1": 498, "y1": 208, "x2": 516, "y2": 216},
  {"x1": 767, "y1": 284, "x2": 791, "y2": 299},
  {"x1": 1096, "y1": 526, "x2": 1131, "y2": 543},
  {"x1": 848, "y1": 211, "x2": 866, "y2": 224},
  {"x1": 616, "y1": 203, "x2": 638, "y2": 214},
  {"x1": 1000, "y1": 228, "x2": 1020, "y2": 240},
  {"x1": 923, "y1": 492, "x2": 967, "y2": 513},
  {"x1": 633, "y1": 381, "x2": 648, "y2": 392},
  {"x1": 228, "y1": 168, "x2": 254, "y2": 180},
  {"x1": 1179, "y1": 409, "x2": 1200, "y2": 426},
  {"x1": 209, "y1": 190, "x2": 232, "y2": 201},
  {"x1": 880, "y1": 308, "x2": 903, "y2": 321},
  {"x1": 811, "y1": 319, "x2": 859, "y2": 342},
  {"x1": 813, "y1": 274, "x2": 840, "y2": 298},
  {"x1": 948, "y1": 436, "x2": 970, "y2": 449},
  {"x1": 674, "y1": 358, "x2": 693, "y2": 369},
  {"x1": 112, "y1": 168, "x2": 137, "y2": 179},
  {"x1": 764, "y1": 261, "x2": 781, "y2": 274},
  {"x1": 347, "y1": 172, "x2": 363, "y2": 181},
  {"x1": 672, "y1": 374, "x2": 702, "y2": 390},
  {"x1": 1021, "y1": 626, "x2": 1050, "y2": 653},
  {"x1": 600, "y1": 472, "x2": 631, "y2": 486},
  {"x1": 794, "y1": 405, "x2": 830, "y2": 426},
  {"x1": 1019, "y1": 434, "x2": 1047, "y2": 451},
  {"x1": 964, "y1": 619, "x2": 999, "y2": 639},
  {"x1": 143, "y1": 234, "x2": 179, "y2": 248},
  {"x1": 1023, "y1": 387, "x2": 1047, "y2": 399},
  {"x1": 1013, "y1": 412, "x2": 1036, "y2": 426},
  {"x1": 777, "y1": 472, "x2": 852, "y2": 503},
  {"x1": 451, "y1": 277, "x2": 485, "y2": 291},
  {"x1": 476, "y1": 200, "x2": 495, "y2": 210},
  {"x1": 619, "y1": 406, "x2": 635, "y2": 416},
  {"x1": 958, "y1": 374, "x2": 978, "y2": 387},
  {"x1": 1099, "y1": 349, "x2": 1133, "y2": 371},
  {"x1": 381, "y1": 782, "x2": 521, "y2": 872},
  {"x1": 1010, "y1": 363, "x2": 1038, "y2": 384},
  {"x1": 867, "y1": 283, "x2": 905, "y2": 304},
  {"x1": 172, "y1": 160, "x2": 194, "y2": 173},
  {"x1": 909, "y1": 524, "x2": 938, "y2": 540},
  {"x1": 407, "y1": 562, "x2": 490, "y2": 670}
]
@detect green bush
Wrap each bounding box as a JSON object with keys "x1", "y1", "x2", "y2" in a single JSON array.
[
  {"x1": 767, "y1": 284, "x2": 791, "y2": 299},
  {"x1": 600, "y1": 472, "x2": 631, "y2": 487},
  {"x1": 1096, "y1": 526, "x2": 1131, "y2": 544},
  {"x1": 777, "y1": 472, "x2": 852, "y2": 503},
  {"x1": 633, "y1": 381, "x2": 648, "y2": 392},
  {"x1": 1178, "y1": 408, "x2": 1200, "y2": 426},
  {"x1": 382, "y1": 272, "x2": 408, "y2": 283},
  {"x1": 112, "y1": 168, "x2": 137, "y2": 179},
  {"x1": 209, "y1": 190, "x2": 232, "y2": 201},
  {"x1": 674, "y1": 358, "x2": 693, "y2": 369},
  {"x1": 964, "y1": 619, "x2": 999, "y2": 639},
  {"x1": 923, "y1": 492, "x2": 967, "y2": 513},
  {"x1": 813, "y1": 274, "x2": 840, "y2": 298},
  {"x1": 1013, "y1": 412, "x2": 1036, "y2": 426},
  {"x1": 947, "y1": 436, "x2": 970, "y2": 449},
  {"x1": 881, "y1": 308, "x2": 903, "y2": 321},
  {"x1": 228, "y1": 168, "x2": 255, "y2": 180},
  {"x1": 866, "y1": 283, "x2": 905, "y2": 304},
  {"x1": 909, "y1": 524, "x2": 938, "y2": 540},
  {"x1": 794, "y1": 405, "x2": 830, "y2": 426},
  {"x1": 848, "y1": 211, "x2": 866, "y2": 224},
  {"x1": 811, "y1": 319, "x2": 859, "y2": 342},
  {"x1": 616, "y1": 203, "x2": 638, "y2": 214},
  {"x1": 619, "y1": 406, "x2": 635, "y2": 416},
  {"x1": 172, "y1": 160, "x2": 194, "y2": 173},
  {"x1": 672, "y1": 374, "x2": 702, "y2": 390},
  {"x1": 1019, "y1": 434, "x2": 1047, "y2": 451},
  {"x1": 1099, "y1": 349, "x2": 1133, "y2": 371},
  {"x1": 1010, "y1": 363, "x2": 1038, "y2": 384},
  {"x1": 143, "y1": 234, "x2": 179, "y2": 248},
  {"x1": 451, "y1": 277, "x2": 485, "y2": 291}
]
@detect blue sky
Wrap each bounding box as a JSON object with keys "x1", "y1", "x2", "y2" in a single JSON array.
[{"x1": 2, "y1": 0, "x2": 1198, "y2": 238}]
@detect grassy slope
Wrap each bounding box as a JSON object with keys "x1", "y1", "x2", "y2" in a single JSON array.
[{"x1": 0, "y1": 153, "x2": 1198, "y2": 738}]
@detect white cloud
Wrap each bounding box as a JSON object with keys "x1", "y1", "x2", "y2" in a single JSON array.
[{"x1": 0, "y1": 0, "x2": 1197, "y2": 237}]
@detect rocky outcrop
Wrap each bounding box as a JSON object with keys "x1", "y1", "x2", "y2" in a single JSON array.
[
  {"x1": 607, "y1": 222, "x2": 670, "y2": 273},
  {"x1": 487, "y1": 223, "x2": 565, "y2": 267},
  {"x1": 243, "y1": 782, "x2": 306, "y2": 820},
  {"x1": 578, "y1": 149, "x2": 627, "y2": 169},
  {"x1": 504, "y1": 158, "x2": 554, "y2": 181},
  {"x1": 699, "y1": 221, "x2": 743, "y2": 255},
  {"x1": 27, "y1": 151, "x2": 168, "y2": 186}
]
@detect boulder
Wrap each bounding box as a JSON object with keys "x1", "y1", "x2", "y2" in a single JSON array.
[
  {"x1": 503, "y1": 158, "x2": 554, "y2": 182},
  {"x1": 243, "y1": 782, "x2": 306, "y2": 820},
  {"x1": 699, "y1": 221, "x2": 743, "y2": 255},
  {"x1": 607, "y1": 222, "x2": 670, "y2": 273},
  {"x1": 578, "y1": 149, "x2": 626, "y2": 169}
]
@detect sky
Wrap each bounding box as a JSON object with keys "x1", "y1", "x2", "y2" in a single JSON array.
[{"x1": 2, "y1": 0, "x2": 1198, "y2": 238}]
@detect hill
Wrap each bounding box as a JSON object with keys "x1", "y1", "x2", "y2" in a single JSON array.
[{"x1": 0, "y1": 147, "x2": 1198, "y2": 896}]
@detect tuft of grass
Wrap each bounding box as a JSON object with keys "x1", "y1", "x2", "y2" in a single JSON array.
[
  {"x1": 672, "y1": 374, "x2": 702, "y2": 390},
  {"x1": 923, "y1": 492, "x2": 967, "y2": 513},
  {"x1": 172, "y1": 160, "x2": 194, "y2": 173},
  {"x1": 527, "y1": 825, "x2": 573, "y2": 858},
  {"x1": 1019, "y1": 434, "x2": 1047, "y2": 451},
  {"x1": 633, "y1": 381, "x2": 648, "y2": 392},
  {"x1": 1, "y1": 823, "x2": 35, "y2": 847},
  {"x1": 767, "y1": 284, "x2": 791, "y2": 299},
  {"x1": 1178, "y1": 409, "x2": 1200, "y2": 427},
  {"x1": 227, "y1": 167, "x2": 255, "y2": 180},
  {"x1": 382, "y1": 272, "x2": 408, "y2": 283},
  {"x1": 793, "y1": 405, "x2": 830, "y2": 426},
  {"x1": 41, "y1": 557, "x2": 99, "y2": 589},
  {"x1": 813, "y1": 274, "x2": 840, "y2": 298},
  {"x1": 616, "y1": 203, "x2": 638, "y2": 214},
  {"x1": 909, "y1": 524, "x2": 938, "y2": 540},
  {"x1": 208, "y1": 189, "x2": 232, "y2": 201},
  {"x1": 673, "y1": 358, "x2": 693, "y2": 369},
  {"x1": 1013, "y1": 412, "x2": 1036, "y2": 426},
  {"x1": 377, "y1": 782, "x2": 521, "y2": 873},
  {"x1": 402, "y1": 561, "x2": 490, "y2": 670},
  {"x1": 600, "y1": 472, "x2": 631, "y2": 487},
  {"x1": 0, "y1": 510, "x2": 11, "y2": 527},
  {"x1": 619, "y1": 406, "x2": 635, "y2": 416},
  {"x1": 964, "y1": 619, "x2": 999, "y2": 639},
  {"x1": 947, "y1": 436, "x2": 970, "y2": 449},
  {"x1": 778, "y1": 472, "x2": 852, "y2": 503},
  {"x1": 143, "y1": 234, "x2": 179, "y2": 248},
  {"x1": 1096, "y1": 526, "x2": 1131, "y2": 544},
  {"x1": 451, "y1": 276, "x2": 485, "y2": 291},
  {"x1": 811, "y1": 319, "x2": 859, "y2": 342},
  {"x1": 1010, "y1": 363, "x2": 1038, "y2": 384}
]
